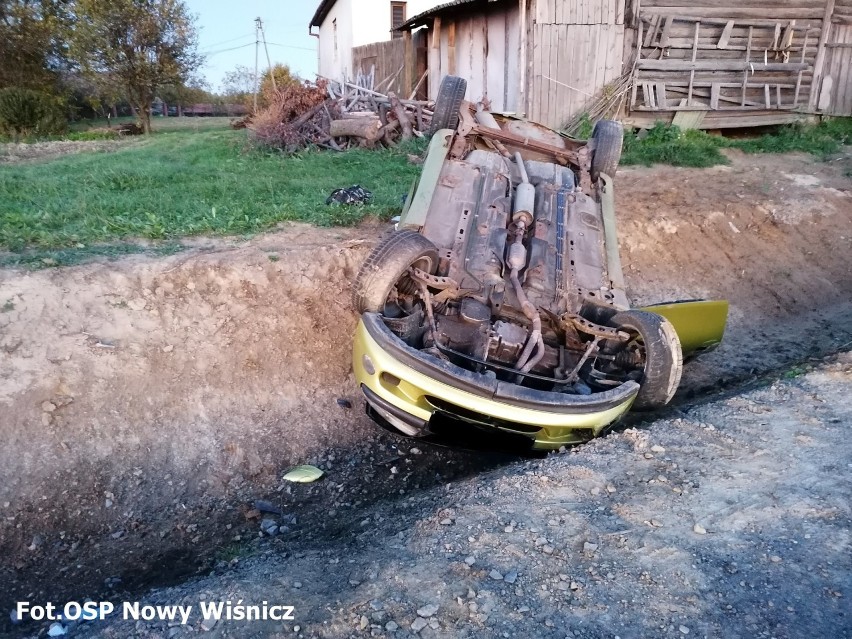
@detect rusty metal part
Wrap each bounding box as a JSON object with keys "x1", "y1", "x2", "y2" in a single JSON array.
[
  {"x1": 409, "y1": 267, "x2": 459, "y2": 290},
  {"x1": 564, "y1": 336, "x2": 602, "y2": 384},
  {"x1": 474, "y1": 104, "x2": 512, "y2": 158},
  {"x1": 471, "y1": 124, "x2": 582, "y2": 166},
  {"x1": 416, "y1": 280, "x2": 438, "y2": 342},
  {"x1": 452, "y1": 102, "x2": 585, "y2": 169},
  {"x1": 563, "y1": 313, "x2": 629, "y2": 341},
  {"x1": 576, "y1": 145, "x2": 593, "y2": 194}
]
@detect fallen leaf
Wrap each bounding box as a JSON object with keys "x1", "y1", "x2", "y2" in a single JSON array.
[{"x1": 282, "y1": 465, "x2": 325, "y2": 483}]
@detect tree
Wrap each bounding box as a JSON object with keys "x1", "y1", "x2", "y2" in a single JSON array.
[
  {"x1": 0, "y1": 0, "x2": 73, "y2": 93},
  {"x1": 221, "y1": 64, "x2": 256, "y2": 108},
  {"x1": 259, "y1": 63, "x2": 297, "y2": 105},
  {"x1": 72, "y1": 0, "x2": 202, "y2": 133}
]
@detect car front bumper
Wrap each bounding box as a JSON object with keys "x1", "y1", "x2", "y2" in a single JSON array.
[{"x1": 353, "y1": 313, "x2": 639, "y2": 450}]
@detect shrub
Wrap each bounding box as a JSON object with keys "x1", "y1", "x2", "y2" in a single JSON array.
[
  {"x1": 248, "y1": 79, "x2": 331, "y2": 152},
  {"x1": 0, "y1": 88, "x2": 67, "y2": 138},
  {"x1": 622, "y1": 123, "x2": 728, "y2": 168}
]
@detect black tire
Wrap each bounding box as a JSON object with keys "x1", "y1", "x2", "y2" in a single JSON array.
[
  {"x1": 353, "y1": 230, "x2": 439, "y2": 314},
  {"x1": 609, "y1": 310, "x2": 683, "y2": 410},
  {"x1": 429, "y1": 75, "x2": 467, "y2": 135},
  {"x1": 590, "y1": 119, "x2": 623, "y2": 181}
]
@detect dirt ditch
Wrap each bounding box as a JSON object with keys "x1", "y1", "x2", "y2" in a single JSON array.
[{"x1": 0, "y1": 150, "x2": 850, "y2": 634}]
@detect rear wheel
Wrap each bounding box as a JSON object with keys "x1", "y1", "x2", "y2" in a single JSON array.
[
  {"x1": 590, "y1": 119, "x2": 623, "y2": 181},
  {"x1": 353, "y1": 230, "x2": 439, "y2": 314},
  {"x1": 608, "y1": 310, "x2": 683, "y2": 410},
  {"x1": 429, "y1": 75, "x2": 467, "y2": 134}
]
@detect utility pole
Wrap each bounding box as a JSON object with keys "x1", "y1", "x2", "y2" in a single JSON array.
[
  {"x1": 256, "y1": 17, "x2": 277, "y2": 93},
  {"x1": 253, "y1": 18, "x2": 260, "y2": 112}
]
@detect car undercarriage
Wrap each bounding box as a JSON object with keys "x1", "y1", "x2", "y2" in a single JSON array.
[{"x1": 353, "y1": 77, "x2": 727, "y2": 447}]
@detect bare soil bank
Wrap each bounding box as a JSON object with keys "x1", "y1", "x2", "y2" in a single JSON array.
[
  {"x1": 67, "y1": 353, "x2": 852, "y2": 639},
  {"x1": 0, "y1": 150, "x2": 850, "y2": 630}
]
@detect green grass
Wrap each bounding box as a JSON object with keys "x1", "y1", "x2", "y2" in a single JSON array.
[
  {"x1": 621, "y1": 117, "x2": 852, "y2": 168},
  {"x1": 0, "y1": 242, "x2": 185, "y2": 269},
  {"x1": 0, "y1": 124, "x2": 426, "y2": 253}
]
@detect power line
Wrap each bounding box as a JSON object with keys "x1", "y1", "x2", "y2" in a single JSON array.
[
  {"x1": 265, "y1": 42, "x2": 317, "y2": 52},
  {"x1": 204, "y1": 42, "x2": 256, "y2": 57},
  {"x1": 200, "y1": 33, "x2": 255, "y2": 50}
]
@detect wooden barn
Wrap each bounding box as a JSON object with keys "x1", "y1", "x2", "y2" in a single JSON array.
[{"x1": 379, "y1": 0, "x2": 852, "y2": 129}]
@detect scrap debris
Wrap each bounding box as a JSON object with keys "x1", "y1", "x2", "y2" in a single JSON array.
[{"x1": 247, "y1": 77, "x2": 434, "y2": 153}]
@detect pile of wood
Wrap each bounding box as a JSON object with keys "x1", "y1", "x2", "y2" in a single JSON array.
[{"x1": 252, "y1": 79, "x2": 435, "y2": 153}]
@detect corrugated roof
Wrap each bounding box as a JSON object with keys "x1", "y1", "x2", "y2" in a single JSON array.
[
  {"x1": 397, "y1": 0, "x2": 508, "y2": 31},
  {"x1": 310, "y1": 0, "x2": 338, "y2": 28}
]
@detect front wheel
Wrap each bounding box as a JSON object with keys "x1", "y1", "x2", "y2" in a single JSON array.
[
  {"x1": 590, "y1": 119, "x2": 623, "y2": 181},
  {"x1": 353, "y1": 230, "x2": 439, "y2": 314},
  {"x1": 429, "y1": 75, "x2": 467, "y2": 135},
  {"x1": 608, "y1": 310, "x2": 683, "y2": 410}
]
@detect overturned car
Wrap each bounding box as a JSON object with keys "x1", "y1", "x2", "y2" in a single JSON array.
[{"x1": 352, "y1": 76, "x2": 728, "y2": 451}]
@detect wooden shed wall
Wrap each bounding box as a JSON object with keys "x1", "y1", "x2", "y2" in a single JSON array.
[
  {"x1": 528, "y1": 0, "x2": 627, "y2": 128},
  {"x1": 427, "y1": 5, "x2": 522, "y2": 112},
  {"x1": 624, "y1": 0, "x2": 843, "y2": 127},
  {"x1": 352, "y1": 39, "x2": 408, "y2": 96},
  {"x1": 819, "y1": 0, "x2": 852, "y2": 114}
]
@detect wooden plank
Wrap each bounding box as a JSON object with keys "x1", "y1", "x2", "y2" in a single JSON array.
[
  {"x1": 718, "y1": 20, "x2": 735, "y2": 49},
  {"x1": 403, "y1": 31, "x2": 414, "y2": 97},
  {"x1": 447, "y1": 20, "x2": 456, "y2": 76},
  {"x1": 638, "y1": 60, "x2": 809, "y2": 71},
  {"x1": 668, "y1": 85, "x2": 765, "y2": 107},
  {"x1": 710, "y1": 82, "x2": 721, "y2": 108},
  {"x1": 659, "y1": 16, "x2": 674, "y2": 46},
  {"x1": 794, "y1": 31, "x2": 809, "y2": 104},
  {"x1": 432, "y1": 16, "x2": 441, "y2": 49},
  {"x1": 487, "y1": 10, "x2": 507, "y2": 110},
  {"x1": 808, "y1": 0, "x2": 837, "y2": 108},
  {"x1": 616, "y1": 0, "x2": 626, "y2": 25},
  {"x1": 643, "y1": 8, "x2": 825, "y2": 19},
  {"x1": 644, "y1": 15, "x2": 660, "y2": 46},
  {"x1": 642, "y1": 82, "x2": 656, "y2": 107},
  {"x1": 656, "y1": 82, "x2": 668, "y2": 108},
  {"x1": 532, "y1": 23, "x2": 543, "y2": 121},
  {"x1": 764, "y1": 83, "x2": 771, "y2": 107},
  {"x1": 688, "y1": 21, "x2": 700, "y2": 104},
  {"x1": 556, "y1": 23, "x2": 569, "y2": 120},
  {"x1": 625, "y1": 110, "x2": 816, "y2": 129},
  {"x1": 671, "y1": 110, "x2": 707, "y2": 129},
  {"x1": 506, "y1": 5, "x2": 521, "y2": 112}
]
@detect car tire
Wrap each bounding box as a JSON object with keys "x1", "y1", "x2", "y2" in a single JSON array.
[
  {"x1": 590, "y1": 119, "x2": 623, "y2": 181},
  {"x1": 429, "y1": 75, "x2": 467, "y2": 135},
  {"x1": 353, "y1": 230, "x2": 440, "y2": 314},
  {"x1": 608, "y1": 310, "x2": 683, "y2": 410}
]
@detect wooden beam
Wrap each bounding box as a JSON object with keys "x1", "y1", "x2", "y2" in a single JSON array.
[
  {"x1": 403, "y1": 31, "x2": 414, "y2": 97},
  {"x1": 710, "y1": 83, "x2": 720, "y2": 109},
  {"x1": 717, "y1": 20, "x2": 735, "y2": 49},
  {"x1": 638, "y1": 60, "x2": 809, "y2": 71},
  {"x1": 808, "y1": 0, "x2": 836, "y2": 109},
  {"x1": 447, "y1": 20, "x2": 456, "y2": 76},
  {"x1": 659, "y1": 17, "x2": 674, "y2": 47},
  {"x1": 688, "y1": 20, "x2": 699, "y2": 105},
  {"x1": 431, "y1": 16, "x2": 441, "y2": 50}
]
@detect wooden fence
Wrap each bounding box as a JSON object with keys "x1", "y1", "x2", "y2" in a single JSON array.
[{"x1": 352, "y1": 30, "x2": 428, "y2": 98}]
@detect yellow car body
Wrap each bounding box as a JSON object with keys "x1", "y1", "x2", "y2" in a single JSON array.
[{"x1": 354, "y1": 300, "x2": 727, "y2": 451}]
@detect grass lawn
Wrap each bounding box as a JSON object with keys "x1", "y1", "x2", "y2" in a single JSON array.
[
  {"x1": 621, "y1": 117, "x2": 852, "y2": 168},
  {"x1": 0, "y1": 120, "x2": 425, "y2": 256}
]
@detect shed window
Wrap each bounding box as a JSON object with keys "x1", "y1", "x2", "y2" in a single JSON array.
[{"x1": 391, "y1": 2, "x2": 406, "y2": 38}]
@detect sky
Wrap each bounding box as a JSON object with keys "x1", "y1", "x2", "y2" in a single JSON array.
[{"x1": 184, "y1": 0, "x2": 320, "y2": 92}]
